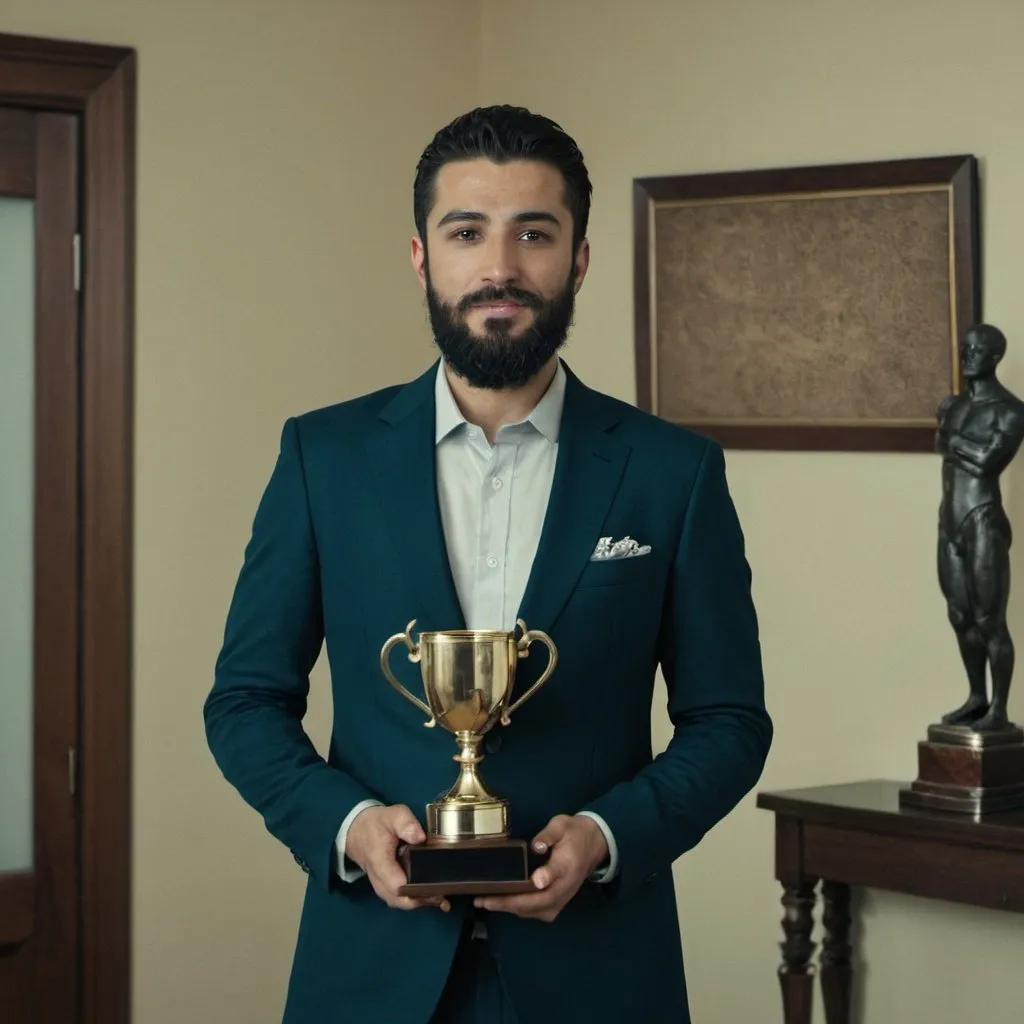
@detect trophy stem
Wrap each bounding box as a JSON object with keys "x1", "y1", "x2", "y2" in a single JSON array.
[
  {"x1": 446, "y1": 730, "x2": 498, "y2": 804},
  {"x1": 426, "y1": 730, "x2": 508, "y2": 841}
]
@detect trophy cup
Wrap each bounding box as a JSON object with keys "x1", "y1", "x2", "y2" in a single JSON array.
[{"x1": 380, "y1": 618, "x2": 557, "y2": 896}]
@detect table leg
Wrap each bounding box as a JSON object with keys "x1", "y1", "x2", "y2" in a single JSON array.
[
  {"x1": 778, "y1": 880, "x2": 817, "y2": 1024},
  {"x1": 820, "y1": 881, "x2": 852, "y2": 1024}
]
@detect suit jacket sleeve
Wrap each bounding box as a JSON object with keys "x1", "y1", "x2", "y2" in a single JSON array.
[
  {"x1": 204, "y1": 417, "x2": 377, "y2": 890},
  {"x1": 581, "y1": 439, "x2": 772, "y2": 899}
]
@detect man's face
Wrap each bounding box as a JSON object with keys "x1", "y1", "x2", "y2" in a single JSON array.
[{"x1": 411, "y1": 158, "x2": 589, "y2": 389}]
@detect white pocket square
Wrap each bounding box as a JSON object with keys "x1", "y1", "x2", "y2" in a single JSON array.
[{"x1": 590, "y1": 536, "x2": 652, "y2": 561}]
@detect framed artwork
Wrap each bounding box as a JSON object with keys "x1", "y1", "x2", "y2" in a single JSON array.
[{"x1": 633, "y1": 155, "x2": 980, "y2": 451}]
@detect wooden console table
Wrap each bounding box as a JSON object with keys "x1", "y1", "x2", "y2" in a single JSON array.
[{"x1": 756, "y1": 780, "x2": 1024, "y2": 1023}]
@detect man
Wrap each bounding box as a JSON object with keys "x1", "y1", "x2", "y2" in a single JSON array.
[
  {"x1": 205, "y1": 105, "x2": 772, "y2": 1024},
  {"x1": 936, "y1": 323, "x2": 1024, "y2": 732}
]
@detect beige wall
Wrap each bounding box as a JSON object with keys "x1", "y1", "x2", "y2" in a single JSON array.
[
  {"x1": 4, "y1": 0, "x2": 1024, "y2": 1020},
  {"x1": 480, "y1": 0, "x2": 1024, "y2": 1021}
]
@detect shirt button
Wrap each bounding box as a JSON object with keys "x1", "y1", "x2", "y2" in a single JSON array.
[
  {"x1": 491, "y1": 477, "x2": 503, "y2": 490},
  {"x1": 486, "y1": 555, "x2": 499, "y2": 569}
]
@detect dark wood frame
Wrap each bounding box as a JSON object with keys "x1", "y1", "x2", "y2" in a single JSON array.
[
  {"x1": 0, "y1": 105, "x2": 83, "y2": 1022},
  {"x1": 0, "y1": 32, "x2": 135, "y2": 1024},
  {"x1": 634, "y1": 155, "x2": 981, "y2": 452}
]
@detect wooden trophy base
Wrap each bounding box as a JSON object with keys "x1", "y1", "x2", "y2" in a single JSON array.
[
  {"x1": 900, "y1": 722, "x2": 1024, "y2": 814},
  {"x1": 396, "y1": 836, "x2": 547, "y2": 898}
]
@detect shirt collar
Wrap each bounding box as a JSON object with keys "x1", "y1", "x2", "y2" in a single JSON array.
[{"x1": 434, "y1": 359, "x2": 565, "y2": 445}]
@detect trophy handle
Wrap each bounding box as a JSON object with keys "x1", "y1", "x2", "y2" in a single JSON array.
[
  {"x1": 502, "y1": 619, "x2": 558, "y2": 725},
  {"x1": 380, "y1": 619, "x2": 437, "y2": 727}
]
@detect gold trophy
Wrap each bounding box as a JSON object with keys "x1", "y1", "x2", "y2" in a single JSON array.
[{"x1": 380, "y1": 618, "x2": 557, "y2": 896}]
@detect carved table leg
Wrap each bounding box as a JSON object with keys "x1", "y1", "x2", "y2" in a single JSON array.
[
  {"x1": 820, "y1": 881, "x2": 852, "y2": 1024},
  {"x1": 778, "y1": 880, "x2": 817, "y2": 1024}
]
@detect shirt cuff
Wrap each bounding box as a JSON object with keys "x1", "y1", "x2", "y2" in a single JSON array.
[
  {"x1": 576, "y1": 810, "x2": 619, "y2": 883},
  {"x1": 334, "y1": 799, "x2": 384, "y2": 882}
]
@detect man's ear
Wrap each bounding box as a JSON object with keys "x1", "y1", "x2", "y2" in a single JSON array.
[
  {"x1": 573, "y1": 238, "x2": 590, "y2": 293},
  {"x1": 411, "y1": 236, "x2": 427, "y2": 291}
]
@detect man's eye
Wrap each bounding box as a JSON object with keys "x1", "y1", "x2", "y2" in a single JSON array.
[
  {"x1": 454, "y1": 229, "x2": 479, "y2": 241},
  {"x1": 521, "y1": 230, "x2": 548, "y2": 242}
]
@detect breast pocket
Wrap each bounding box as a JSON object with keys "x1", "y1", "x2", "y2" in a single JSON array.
[{"x1": 575, "y1": 554, "x2": 659, "y2": 590}]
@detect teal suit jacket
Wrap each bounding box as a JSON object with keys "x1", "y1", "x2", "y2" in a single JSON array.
[{"x1": 204, "y1": 359, "x2": 772, "y2": 1024}]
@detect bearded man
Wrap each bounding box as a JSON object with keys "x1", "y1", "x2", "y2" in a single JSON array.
[{"x1": 204, "y1": 105, "x2": 772, "y2": 1024}]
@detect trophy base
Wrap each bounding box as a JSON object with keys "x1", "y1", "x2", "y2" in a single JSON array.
[
  {"x1": 899, "y1": 722, "x2": 1024, "y2": 815},
  {"x1": 427, "y1": 797, "x2": 507, "y2": 841},
  {"x1": 396, "y1": 836, "x2": 547, "y2": 898}
]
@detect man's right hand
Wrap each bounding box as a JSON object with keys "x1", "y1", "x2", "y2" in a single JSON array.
[{"x1": 345, "y1": 804, "x2": 451, "y2": 913}]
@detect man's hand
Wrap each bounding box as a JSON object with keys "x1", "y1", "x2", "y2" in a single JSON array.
[
  {"x1": 345, "y1": 804, "x2": 451, "y2": 913},
  {"x1": 473, "y1": 814, "x2": 608, "y2": 923}
]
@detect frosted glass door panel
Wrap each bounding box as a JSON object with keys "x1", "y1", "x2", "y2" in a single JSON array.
[{"x1": 0, "y1": 196, "x2": 35, "y2": 872}]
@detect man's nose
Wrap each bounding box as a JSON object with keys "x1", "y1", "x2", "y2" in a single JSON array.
[{"x1": 480, "y1": 236, "x2": 520, "y2": 286}]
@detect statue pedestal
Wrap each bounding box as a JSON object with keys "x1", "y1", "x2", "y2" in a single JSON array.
[{"x1": 900, "y1": 723, "x2": 1024, "y2": 814}]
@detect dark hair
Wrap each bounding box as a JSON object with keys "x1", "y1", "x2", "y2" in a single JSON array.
[{"x1": 413, "y1": 105, "x2": 592, "y2": 253}]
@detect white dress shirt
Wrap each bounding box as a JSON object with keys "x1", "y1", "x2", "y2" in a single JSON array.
[{"x1": 335, "y1": 359, "x2": 619, "y2": 888}]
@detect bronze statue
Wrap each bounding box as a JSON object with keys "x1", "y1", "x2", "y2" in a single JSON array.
[{"x1": 937, "y1": 324, "x2": 1024, "y2": 732}]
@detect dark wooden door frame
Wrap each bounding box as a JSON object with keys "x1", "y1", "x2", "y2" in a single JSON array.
[
  {"x1": 0, "y1": 104, "x2": 82, "y2": 1023},
  {"x1": 0, "y1": 32, "x2": 135, "y2": 1024}
]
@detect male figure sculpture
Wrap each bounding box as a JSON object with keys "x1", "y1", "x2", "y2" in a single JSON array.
[{"x1": 937, "y1": 324, "x2": 1024, "y2": 731}]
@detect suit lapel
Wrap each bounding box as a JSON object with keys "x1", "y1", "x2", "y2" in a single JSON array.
[
  {"x1": 516, "y1": 365, "x2": 631, "y2": 636},
  {"x1": 363, "y1": 361, "x2": 466, "y2": 632}
]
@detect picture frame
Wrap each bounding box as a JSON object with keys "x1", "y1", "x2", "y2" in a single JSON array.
[{"x1": 633, "y1": 155, "x2": 980, "y2": 451}]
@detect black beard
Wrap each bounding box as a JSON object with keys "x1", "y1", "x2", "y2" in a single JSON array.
[{"x1": 425, "y1": 266, "x2": 576, "y2": 390}]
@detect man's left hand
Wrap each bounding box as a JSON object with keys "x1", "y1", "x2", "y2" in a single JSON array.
[{"x1": 473, "y1": 814, "x2": 608, "y2": 923}]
